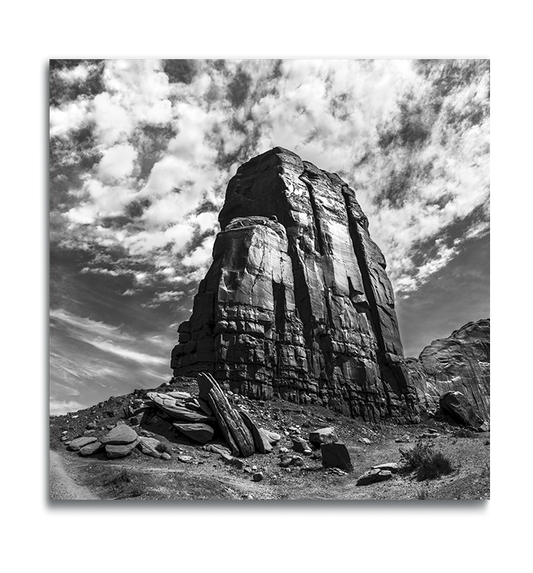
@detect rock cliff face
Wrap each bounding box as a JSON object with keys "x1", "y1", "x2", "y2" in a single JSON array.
[
  {"x1": 172, "y1": 147, "x2": 419, "y2": 423},
  {"x1": 406, "y1": 319, "x2": 490, "y2": 424}
]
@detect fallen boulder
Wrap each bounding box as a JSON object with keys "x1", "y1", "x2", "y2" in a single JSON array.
[
  {"x1": 308, "y1": 427, "x2": 338, "y2": 448},
  {"x1": 203, "y1": 443, "x2": 232, "y2": 457},
  {"x1": 439, "y1": 391, "x2": 485, "y2": 429},
  {"x1": 292, "y1": 437, "x2": 312, "y2": 455},
  {"x1": 240, "y1": 411, "x2": 271, "y2": 453},
  {"x1": 371, "y1": 462, "x2": 399, "y2": 474},
  {"x1": 147, "y1": 392, "x2": 215, "y2": 424},
  {"x1": 173, "y1": 422, "x2": 215, "y2": 444},
  {"x1": 321, "y1": 443, "x2": 353, "y2": 472},
  {"x1": 100, "y1": 424, "x2": 138, "y2": 445},
  {"x1": 78, "y1": 440, "x2": 104, "y2": 456},
  {"x1": 67, "y1": 436, "x2": 97, "y2": 451},
  {"x1": 137, "y1": 437, "x2": 162, "y2": 458},
  {"x1": 357, "y1": 468, "x2": 393, "y2": 486},
  {"x1": 197, "y1": 372, "x2": 255, "y2": 457},
  {"x1": 105, "y1": 438, "x2": 140, "y2": 459}
]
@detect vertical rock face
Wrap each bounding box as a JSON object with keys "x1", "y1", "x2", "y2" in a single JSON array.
[
  {"x1": 406, "y1": 319, "x2": 490, "y2": 423},
  {"x1": 172, "y1": 147, "x2": 419, "y2": 422}
]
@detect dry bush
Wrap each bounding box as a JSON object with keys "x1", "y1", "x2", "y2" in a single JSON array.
[{"x1": 400, "y1": 441, "x2": 454, "y2": 481}]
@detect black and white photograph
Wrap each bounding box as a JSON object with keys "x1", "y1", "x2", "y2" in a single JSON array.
[{"x1": 49, "y1": 59, "x2": 490, "y2": 501}]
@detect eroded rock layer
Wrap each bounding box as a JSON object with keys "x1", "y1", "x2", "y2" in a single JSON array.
[{"x1": 172, "y1": 147, "x2": 419, "y2": 422}]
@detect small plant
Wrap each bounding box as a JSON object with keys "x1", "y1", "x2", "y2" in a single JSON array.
[
  {"x1": 400, "y1": 440, "x2": 454, "y2": 481},
  {"x1": 417, "y1": 486, "x2": 430, "y2": 500},
  {"x1": 156, "y1": 441, "x2": 172, "y2": 454},
  {"x1": 454, "y1": 428, "x2": 476, "y2": 438}
]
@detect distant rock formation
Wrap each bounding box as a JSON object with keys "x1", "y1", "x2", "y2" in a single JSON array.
[
  {"x1": 406, "y1": 319, "x2": 490, "y2": 425},
  {"x1": 171, "y1": 147, "x2": 419, "y2": 423}
]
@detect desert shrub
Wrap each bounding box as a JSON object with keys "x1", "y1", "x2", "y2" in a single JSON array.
[
  {"x1": 400, "y1": 441, "x2": 454, "y2": 481},
  {"x1": 454, "y1": 428, "x2": 476, "y2": 438}
]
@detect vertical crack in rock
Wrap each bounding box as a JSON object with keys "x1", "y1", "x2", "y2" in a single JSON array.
[
  {"x1": 300, "y1": 174, "x2": 326, "y2": 256},
  {"x1": 341, "y1": 186, "x2": 385, "y2": 352}
]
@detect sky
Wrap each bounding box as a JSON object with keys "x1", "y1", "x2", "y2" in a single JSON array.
[{"x1": 49, "y1": 59, "x2": 490, "y2": 415}]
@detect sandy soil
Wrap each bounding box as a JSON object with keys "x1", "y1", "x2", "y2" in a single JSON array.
[{"x1": 49, "y1": 450, "x2": 99, "y2": 500}]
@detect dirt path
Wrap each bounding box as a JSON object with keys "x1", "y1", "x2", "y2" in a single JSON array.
[{"x1": 49, "y1": 450, "x2": 99, "y2": 500}]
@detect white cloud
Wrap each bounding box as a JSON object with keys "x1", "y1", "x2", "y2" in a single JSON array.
[
  {"x1": 182, "y1": 235, "x2": 215, "y2": 267},
  {"x1": 49, "y1": 100, "x2": 89, "y2": 137},
  {"x1": 57, "y1": 63, "x2": 92, "y2": 83},
  {"x1": 50, "y1": 400, "x2": 85, "y2": 416},
  {"x1": 98, "y1": 144, "x2": 137, "y2": 180}
]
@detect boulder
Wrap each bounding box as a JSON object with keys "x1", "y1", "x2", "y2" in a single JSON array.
[
  {"x1": 439, "y1": 391, "x2": 485, "y2": 429},
  {"x1": 203, "y1": 443, "x2": 232, "y2": 457},
  {"x1": 100, "y1": 424, "x2": 138, "y2": 445},
  {"x1": 147, "y1": 392, "x2": 215, "y2": 424},
  {"x1": 78, "y1": 441, "x2": 104, "y2": 456},
  {"x1": 371, "y1": 462, "x2": 399, "y2": 473},
  {"x1": 357, "y1": 468, "x2": 393, "y2": 486},
  {"x1": 67, "y1": 436, "x2": 97, "y2": 451},
  {"x1": 308, "y1": 427, "x2": 338, "y2": 448},
  {"x1": 292, "y1": 437, "x2": 312, "y2": 455},
  {"x1": 240, "y1": 411, "x2": 272, "y2": 453},
  {"x1": 321, "y1": 443, "x2": 353, "y2": 472},
  {"x1": 171, "y1": 147, "x2": 419, "y2": 424},
  {"x1": 197, "y1": 372, "x2": 255, "y2": 457},
  {"x1": 105, "y1": 438, "x2": 140, "y2": 459},
  {"x1": 137, "y1": 437, "x2": 162, "y2": 458},
  {"x1": 173, "y1": 422, "x2": 215, "y2": 444},
  {"x1": 262, "y1": 430, "x2": 281, "y2": 444}
]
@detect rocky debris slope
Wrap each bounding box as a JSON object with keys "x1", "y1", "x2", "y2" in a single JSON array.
[
  {"x1": 406, "y1": 319, "x2": 490, "y2": 427},
  {"x1": 172, "y1": 147, "x2": 418, "y2": 423}
]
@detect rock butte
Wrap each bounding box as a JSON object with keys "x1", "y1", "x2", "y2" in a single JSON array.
[{"x1": 172, "y1": 147, "x2": 420, "y2": 423}]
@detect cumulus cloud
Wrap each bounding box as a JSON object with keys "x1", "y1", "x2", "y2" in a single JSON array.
[
  {"x1": 98, "y1": 144, "x2": 138, "y2": 180},
  {"x1": 51, "y1": 59, "x2": 489, "y2": 297}
]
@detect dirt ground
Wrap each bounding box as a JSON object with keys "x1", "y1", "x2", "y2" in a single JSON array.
[{"x1": 49, "y1": 378, "x2": 490, "y2": 501}]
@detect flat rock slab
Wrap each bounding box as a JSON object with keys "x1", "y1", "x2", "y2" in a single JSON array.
[
  {"x1": 371, "y1": 462, "x2": 399, "y2": 473},
  {"x1": 79, "y1": 440, "x2": 104, "y2": 457},
  {"x1": 309, "y1": 427, "x2": 338, "y2": 448},
  {"x1": 357, "y1": 468, "x2": 393, "y2": 486},
  {"x1": 240, "y1": 411, "x2": 271, "y2": 453},
  {"x1": 147, "y1": 392, "x2": 215, "y2": 424},
  {"x1": 101, "y1": 425, "x2": 138, "y2": 445},
  {"x1": 67, "y1": 436, "x2": 97, "y2": 451},
  {"x1": 166, "y1": 391, "x2": 192, "y2": 400},
  {"x1": 197, "y1": 372, "x2": 255, "y2": 457},
  {"x1": 203, "y1": 443, "x2": 232, "y2": 457},
  {"x1": 321, "y1": 443, "x2": 353, "y2": 472},
  {"x1": 105, "y1": 438, "x2": 140, "y2": 459},
  {"x1": 173, "y1": 422, "x2": 215, "y2": 444}
]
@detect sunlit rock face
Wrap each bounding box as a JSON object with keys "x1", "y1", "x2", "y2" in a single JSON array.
[
  {"x1": 406, "y1": 319, "x2": 490, "y2": 424},
  {"x1": 172, "y1": 147, "x2": 419, "y2": 423}
]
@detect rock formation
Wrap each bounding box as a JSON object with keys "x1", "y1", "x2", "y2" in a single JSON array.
[
  {"x1": 171, "y1": 147, "x2": 418, "y2": 423},
  {"x1": 406, "y1": 319, "x2": 490, "y2": 425}
]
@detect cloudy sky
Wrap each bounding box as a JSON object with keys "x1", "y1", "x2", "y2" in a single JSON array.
[{"x1": 49, "y1": 59, "x2": 489, "y2": 415}]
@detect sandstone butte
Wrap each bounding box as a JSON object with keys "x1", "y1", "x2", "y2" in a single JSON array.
[
  {"x1": 171, "y1": 147, "x2": 490, "y2": 426},
  {"x1": 170, "y1": 147, "x2": 493, "y2": 422}
]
